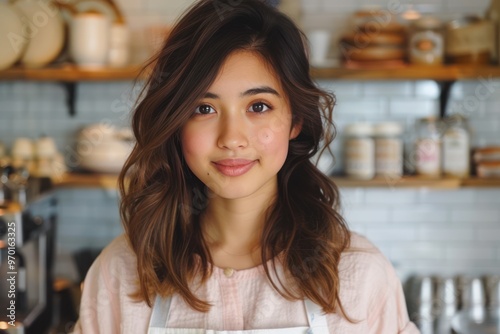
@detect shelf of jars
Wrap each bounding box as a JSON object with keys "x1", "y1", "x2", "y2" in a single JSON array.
[
  {"x1": 51, "y1": 172, "x2": 500, "y2": 189},
  {"x1": 2, "y1": 64, "x2": 500, "y2": 82}
]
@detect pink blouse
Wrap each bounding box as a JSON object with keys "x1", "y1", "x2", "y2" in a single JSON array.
[{"x1": 72, "y1": 232, "x2": 420, "y2": 333}]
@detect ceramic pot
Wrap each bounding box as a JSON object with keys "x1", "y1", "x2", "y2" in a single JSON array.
[{"x1": 69, "y1": 11, "x2": 110, "y2": 68}]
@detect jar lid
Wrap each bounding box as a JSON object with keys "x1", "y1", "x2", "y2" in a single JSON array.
[
  {"x1": 345, "y1": 123, "x2": 374, "y2": 136},
  {"x1": 412, "y1": 16, "x2": 442, "y2": 30},
  {"x1": 447, "y1": 15, "x2": 483, "y2": 30},
  {"x1": 444, "y1": 113, "x2": 468, "y2": 122},
  {"x1": 418, "y1": 116, "x2": 439, "y2": 123},
  {"x1": 374, "y1": 122, "x2": 403, "y2": 136}
]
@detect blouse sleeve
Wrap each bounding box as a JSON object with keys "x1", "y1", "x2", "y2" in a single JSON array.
[
  {"x1": 70, "y1": 234, "x2": 151, "y2": 334},
  {"x1": 71, "y1": 252, "x2": 121, "y2": 334},
  {"x1": 367, "y1": 261, "x2": 421, "y2": 334}
]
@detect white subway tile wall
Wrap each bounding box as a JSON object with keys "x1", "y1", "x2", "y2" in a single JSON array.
[
  {"x1": 343, "y1": 187, "x2": 500, "y2": 280},
  {"x1": 1, "y1": 0, "x2": 499, "y2": 281}
]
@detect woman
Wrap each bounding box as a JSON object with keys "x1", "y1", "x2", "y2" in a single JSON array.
[{"x1": 73, "y1": 0, "x2": 419, "y2": 333}]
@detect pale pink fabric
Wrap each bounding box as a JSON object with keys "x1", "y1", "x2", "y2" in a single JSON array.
[{"x1": 72, "y1": 232, "x2": 420, "y2": 333}]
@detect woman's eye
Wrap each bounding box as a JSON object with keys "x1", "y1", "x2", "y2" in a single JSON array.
[
  {"x1": 195, "y1": 105, "x2": 214, "y2": 115},
  {"x1": 248, "y1": 102, "x2": 271, "y2": 113}
]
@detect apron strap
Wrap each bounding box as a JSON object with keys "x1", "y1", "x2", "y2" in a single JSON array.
[
  {"x1": 149, "y1": 294, "x2": 172, "y2": 327},
  {"x1": 304, "y1": 299, "x2": 329, "y2": 334}
]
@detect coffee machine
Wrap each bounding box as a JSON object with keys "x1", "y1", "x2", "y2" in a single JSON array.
[{"x1": 0, "y1": 166, "x2": 56, "y2": 334}]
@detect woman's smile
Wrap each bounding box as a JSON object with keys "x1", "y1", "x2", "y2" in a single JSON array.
[{"x1": 212, "y1": 159, "x2": 258, "y2": 177}]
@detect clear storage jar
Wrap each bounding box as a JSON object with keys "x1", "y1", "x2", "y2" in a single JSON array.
[
  {"x1": 344, "y1": 123, "x2": 375, "y2": 179},
  {"x1": 374, "y1": 122, "x2": 403, "y2": 178},
  {"x1": 414, "y1": 117, "x2": 442, "y2": 177},
  {"x1": 409, "y1": 16, "x2": 444, "y2": 65},
  {"x1": 442, "y1": 114, "x2": 470, "y2": 178}
]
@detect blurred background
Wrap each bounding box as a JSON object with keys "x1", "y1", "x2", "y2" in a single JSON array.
[{"x1": 1, "y1": 0, "x2": 500, "y2": 333}]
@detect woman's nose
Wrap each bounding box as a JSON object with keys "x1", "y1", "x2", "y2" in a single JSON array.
[{"x1": 217, "y1": 113, "x2": 249, "y2": 150}]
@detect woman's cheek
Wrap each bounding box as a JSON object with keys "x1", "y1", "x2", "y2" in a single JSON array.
[
  {"x1": 256, "y1": 127, "x2": 290, "y2": 164},
  {"x1": 255, "y1": 116, "x2": 290, "y2": 147},
  {"x1": 182, "y1": 124, "x2": 209, "y2": 162},
  {"x1": 257, "y1": 127, "x2": 276, "y2": 146}
]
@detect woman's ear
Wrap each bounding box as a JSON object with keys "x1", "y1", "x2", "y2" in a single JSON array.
[{"x1": 289, "y1": 120, "x2": 302, "y2": 140}]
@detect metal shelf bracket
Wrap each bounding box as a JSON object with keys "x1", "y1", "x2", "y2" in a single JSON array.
[
  {"x1": 62, "y1": 82, "x2": 77, "y2": 117},
  {"x1": 438, "y1": 80, "x2": 456, "y2": 118}
]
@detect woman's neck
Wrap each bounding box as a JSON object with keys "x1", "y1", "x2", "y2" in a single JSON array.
[{"x1": 201, "y1": 180, "x2": 277, "y2": 269}]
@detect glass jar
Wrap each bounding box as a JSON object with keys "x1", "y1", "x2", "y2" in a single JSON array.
[
  {"x1": 414, "y1": 117, "x2": 442, "y2": 178},
  {"x1": 344, "y1": 123, "x2": 375, "y2": 179},
  {"x1": 374, "y1": 122, "x2": 404, "y2": 178},
  {"x1": 409, "y1": 16, "x2": 444, "y2": 65},
  {"x1": 445, "y1": 16, "x2": 495, "y2": 64},
  {"x1": 442, "y1": 115, "x2": 470, "y2": 178},
  {"x1": 486, "y1": 0, "x2": 500, "y2": 63}
]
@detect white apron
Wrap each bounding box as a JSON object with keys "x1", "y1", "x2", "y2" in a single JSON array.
[{"x1": 147, "y1": 294, "x2": 330, "y2": 334}]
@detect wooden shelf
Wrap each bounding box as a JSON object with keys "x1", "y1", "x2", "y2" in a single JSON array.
[
  {"x1": 2, "y1": 64, "x2": 500, "y2": 82},
  {"x1": 0, "y1": 64, "x2": 142, "y2": 82},
  {"x1": 333, "y1": 176, "x2": 500, "y2": 189},
  {"x1": 311, "y1": 65, "x2": 500, "y2": 81},
  {"x1": 0, "y1": 64, "x2": 148, "y2": 115},
  {"x1": 461, "y1": 177, "x2": 500, "y2": 188},
  {"x1": 53, "y1": 173, "x2": 121, "y2": 189},
  {"x1": 332, "y1": 176, "x2": 461, "y2": 189},
  {"x1": 51, "y1": 173, "x2": 500, "y2": 190}
]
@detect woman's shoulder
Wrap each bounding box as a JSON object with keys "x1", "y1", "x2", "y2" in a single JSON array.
[
  {"x1": 343, "y1": 231, "x2": 391, "y2": 264},
  {"x1": 80, "y1": 233, "x2": 140, "y2": 299},
  {"x1": 329, "y1": 233, "x2": 418, "y2": 332},
  {"x1": 338, "y1": 231, "x2": 399, "y2": 305},
  {"x1": 99, "y1": 233, "x2": 136, "y2": 263},
  {"x1": 93, "y1": 233, "x2": 139, "y2": 284},
  {"x1": 73, "y1": 234, "x2": 150, "y2": 333},
  {"x1": 347, "y1": 231, "x2": 381, "y2": 251}
]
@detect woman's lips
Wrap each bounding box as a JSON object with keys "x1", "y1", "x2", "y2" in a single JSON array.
[{"x1": 212, "y1": 159, "x2": 257, "y2": 177}]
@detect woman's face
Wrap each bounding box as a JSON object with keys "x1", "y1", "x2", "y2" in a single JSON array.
[{"x1": 181, "y1": 51, "x2": 300, "y2": 201}]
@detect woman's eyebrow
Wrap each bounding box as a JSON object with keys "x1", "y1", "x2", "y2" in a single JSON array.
[
  {"x1": 203, "y1": 86, "x2": 281, "y2": 99},
  {"x1": 241, "y1": 86, "x2": 281, "y2": 97}
]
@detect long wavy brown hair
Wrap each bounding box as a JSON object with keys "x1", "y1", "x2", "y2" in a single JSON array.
[{"x1": 119, "y1": 0, "x2": 351, "y2": 317}]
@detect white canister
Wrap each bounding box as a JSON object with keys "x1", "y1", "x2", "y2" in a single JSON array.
[
  {"x1": 70, "y1": 12, "x2": 110, "y2": 68},
  {"x1": 307, "y1": 30, "x2": 331, "y2": 67},
  {"x1": 442, "y1": 115, "x2": 470, "y2": 178},
  {"x1": 108, "y1": 22, "x2": 130, "y2": 67},
  {"x1": 374, "y1": 122, "x2": 404, "y2": 178},
  {"x1": 344, "y1": 123, "x2": 375, "y2": 179}
]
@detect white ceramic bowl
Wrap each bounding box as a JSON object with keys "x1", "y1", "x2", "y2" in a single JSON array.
[
  {"x1": 78, "y1": 123, "x2": 118, "y2": 143},
  {"x1": 78, "y1": 139, "x2": 133, "y2": 174}
]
